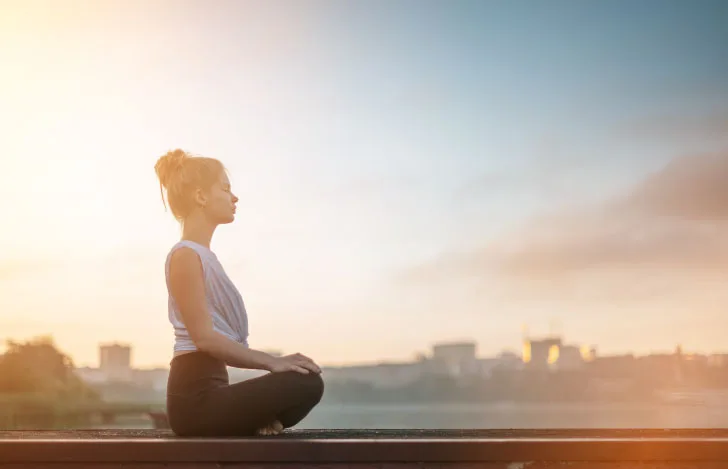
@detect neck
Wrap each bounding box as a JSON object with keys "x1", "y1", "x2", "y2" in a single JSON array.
[{"x1": 181, "y1": 215, "x2": 216, "y2": 249}]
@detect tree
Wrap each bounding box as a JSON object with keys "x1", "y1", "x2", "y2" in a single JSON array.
[{"x1": 0, "y1": 337, "x2": 97, "y2": 399}]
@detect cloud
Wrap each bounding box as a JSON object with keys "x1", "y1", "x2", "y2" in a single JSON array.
[
  {"x1": 459, "y1": 109, "x2": 728, "y2": 206},
  {"x1": 397, "y1": 150, "x2": 728, "y2": 356},
  {"x1": 407, "y1": 150, "x2": 728, "y2": 283},
  {"x1": 617, "y1": 151, "x2": 728, "y2": 221},
  {"x1": 624, "y1": 109, "x2": 728, "y2": 145}
]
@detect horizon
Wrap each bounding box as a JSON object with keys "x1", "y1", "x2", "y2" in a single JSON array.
[
  {"x1": 2, "y1": 332, "x2": 724, "y2": 370},
  {"x1": 2, "y1": 0, "x2": 728, "y2": 369}
]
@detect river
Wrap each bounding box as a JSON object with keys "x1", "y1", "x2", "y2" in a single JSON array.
[{"x1": 102, "y1": 401, "x2": 728, "y2": 429}]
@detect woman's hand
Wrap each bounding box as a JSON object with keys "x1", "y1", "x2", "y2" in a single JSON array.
[{"x1": 267, "y1": 353, "x2": 322, "y2": 375}]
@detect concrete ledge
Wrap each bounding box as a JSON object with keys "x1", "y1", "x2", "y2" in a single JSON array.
[{"x1": 1, "y1": 430, "x2": 728, "y2": 466}]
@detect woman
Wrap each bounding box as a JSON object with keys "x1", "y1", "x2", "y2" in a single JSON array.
[{"x1": 154, "y1": 149, "x2": 324, "y2": 437}]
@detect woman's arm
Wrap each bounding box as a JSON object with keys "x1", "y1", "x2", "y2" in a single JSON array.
[{"x1": 168, "y1": 247, "x2": 277, "y2": 371}]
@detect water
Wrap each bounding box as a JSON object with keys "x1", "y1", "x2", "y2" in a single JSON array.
[
  {"x1": 296, "y1": 402, "x2": 728, "y2": 429},
  {"x1": 101, "y1": 402, "x2": 728, "y2": 430}
]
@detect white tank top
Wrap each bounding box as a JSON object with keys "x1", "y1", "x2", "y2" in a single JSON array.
[{"x1": 164, "y1": 240, "x2": 249, "y2": 353}]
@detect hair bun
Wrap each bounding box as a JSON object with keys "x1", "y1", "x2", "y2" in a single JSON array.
[{"x1": 154, "y1": 149, "x2": 188, "y2": 189}]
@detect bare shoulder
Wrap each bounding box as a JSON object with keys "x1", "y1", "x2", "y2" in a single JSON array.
[{"x1": 169, "y1": 246, "x2": 203, "y2": 278}]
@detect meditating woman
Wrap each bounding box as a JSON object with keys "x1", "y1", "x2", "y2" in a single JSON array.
[{"x1": 154, "y1": 149, "x2": 324, "y2": 436}]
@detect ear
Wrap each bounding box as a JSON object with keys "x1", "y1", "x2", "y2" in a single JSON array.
[{"x1": 193, "y1": 188, "x2": 207, "y2": 208}]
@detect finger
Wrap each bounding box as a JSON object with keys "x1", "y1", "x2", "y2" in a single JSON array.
[
  {"x1": 297, "y1": 354, "x2": 319, "y2": 369},
  {"x1": 307, "y1": 360, "x2": 322, "y2": 373},
  {"x1": 299, "y1": 361, "x2": 320, "y2": 374},
  {"x1": 292, "y1": 365, "x2": 309, "y2": 375}
]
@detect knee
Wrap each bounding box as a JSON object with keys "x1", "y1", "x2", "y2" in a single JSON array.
[
  {"x1": 306, "y1": 372, "x2": 325, "y2": 403},
  {"x1": 286, "y1": 371, "x2": 324, "y2": 403}
]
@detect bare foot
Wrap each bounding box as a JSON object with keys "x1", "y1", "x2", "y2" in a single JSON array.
[{"x1": 255, "y1": 420, "x2": 284, "y2": 436}]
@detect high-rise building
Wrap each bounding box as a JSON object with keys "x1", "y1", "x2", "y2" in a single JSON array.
[
  {"x1": 99, "y1": 343, "x2": 132, "y2": 382},
  {"x1": 523, "y1": 337, "x2": 562, "y2": 370}
]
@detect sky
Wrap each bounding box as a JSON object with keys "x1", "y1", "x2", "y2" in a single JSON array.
[{"x1": 1, "y1": 0, "x2": 728, "y2": 368}]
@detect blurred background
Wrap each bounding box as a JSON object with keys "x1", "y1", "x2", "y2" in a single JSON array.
[{"x1": 1, "y1": 0, "x2": 728, "y2": 430}]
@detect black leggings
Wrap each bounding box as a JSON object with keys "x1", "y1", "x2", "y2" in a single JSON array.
[{"x1": 166, "y1": 351, "x2": 324, "y2": 436}]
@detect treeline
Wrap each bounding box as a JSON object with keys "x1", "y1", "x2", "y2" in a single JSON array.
[
  {"x1": 0, "y1": 337, "x2": 97, "y2": 399},
  {"x1": 0, "y1": 337, "x2": 101, "y2": 429}
]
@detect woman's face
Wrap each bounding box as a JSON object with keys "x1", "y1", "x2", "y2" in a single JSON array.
[{"x1": 201, "y1": 171, "x2": 239, "y2": 225}]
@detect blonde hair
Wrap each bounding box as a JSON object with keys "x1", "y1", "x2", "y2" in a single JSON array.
[{"x1": 154, "y1": 149, "x2": 225, "y2": 221}]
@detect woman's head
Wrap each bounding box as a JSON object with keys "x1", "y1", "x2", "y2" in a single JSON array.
[{"x1": 154, "y1": 149, "x2": 238, "y2": 225}]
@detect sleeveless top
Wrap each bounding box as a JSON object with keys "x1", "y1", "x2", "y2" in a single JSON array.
[{"x1": 164, "y1": 240, "x2": 249, "y2": 353}]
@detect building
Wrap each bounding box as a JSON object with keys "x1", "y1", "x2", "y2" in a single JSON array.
[
  {"x1": 557, "y1": 345, "x2": 585, "y2": 371},
  {"x1": 523, "y1": 336, "x2": 561, "y2": 370},
  {"x1": 432, "y1": 342, "x2": 476, "y2": 362},
  {"x1": 99, "y1": 343, "x2": 132, "y2": 382},
  {"x1": 430, "y1": 341, "x2": 478, "y2": 376},
  {"x1": 132, "y1": 368, "x2": 171, "y2": 392},
  {"x1": 523, "y1": 336, "x2": 587, "y2": 371}
]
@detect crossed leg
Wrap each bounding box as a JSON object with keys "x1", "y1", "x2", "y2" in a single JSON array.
[{"x1": 194, "y1": 370, "x2": 324, "y2": 436}]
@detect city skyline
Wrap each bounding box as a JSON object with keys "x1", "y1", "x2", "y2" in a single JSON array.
[
  {"x1": 2, "y1": 1, "x2": 728, "y2": 368},
  {"x1": 1, "y1": 332, "x2": 722, "y2": 370}
]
